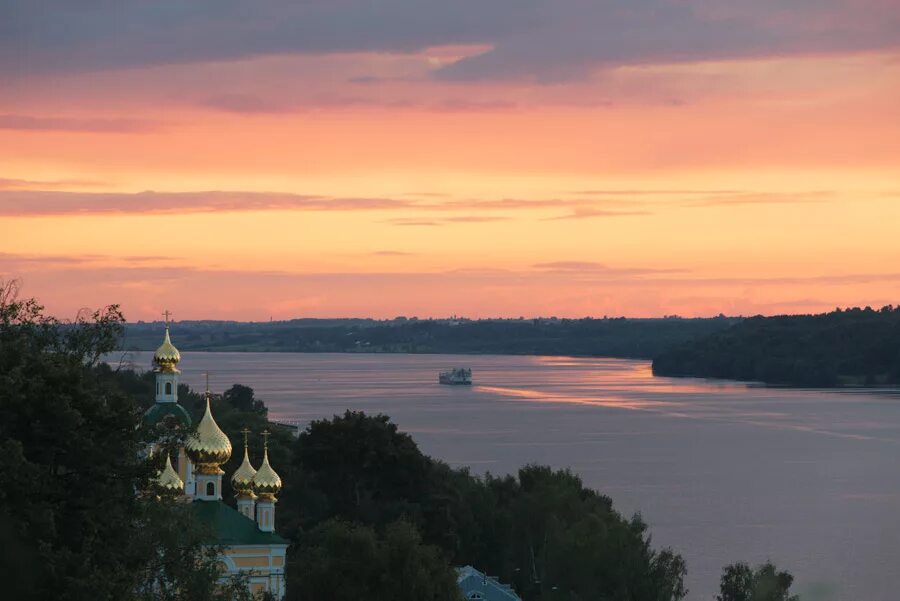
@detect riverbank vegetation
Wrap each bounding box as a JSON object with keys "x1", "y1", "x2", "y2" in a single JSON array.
[{"x1": 653, "y1": 306, "x2": 900, "y2": 387}]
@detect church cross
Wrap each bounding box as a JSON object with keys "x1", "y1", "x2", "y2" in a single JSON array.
[
  {"x1": 241, "y1": 427, "x2": 251, "y2": 449},
  {"x1": 162, "y1": 309, "x2": 172, "y2": 326},
  {"x1": 261, "y1": 429, "x2": 271, "y2": 449}
]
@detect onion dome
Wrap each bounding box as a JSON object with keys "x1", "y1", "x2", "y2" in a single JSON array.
[
  {"x1": 252, "y1": 445, "x2": 282, "y2": 499},
  {"x1": 231, "y1": 441, "x2": 258, "y2": 496},
  {"x1": 185, "y1": 395, "x2": 232, "y2": 473},
  {"x1": 153, "y1": 324, "x2": 181, "y2": 373},
  {"x1": 154, "y1": 454, "x2": 184, "y2": 496}
]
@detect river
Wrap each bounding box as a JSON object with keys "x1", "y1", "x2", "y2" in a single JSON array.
[{"x1": 119, "y1": 351, "x2": 900, "y2": 600}]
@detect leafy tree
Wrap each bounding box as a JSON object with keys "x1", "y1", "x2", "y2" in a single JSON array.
[
  {"x1": 487, "y1": 465, "x2": 686, "y2": 601},
  {"x1": 717, "y1": 562, "x2": 799, "y2": 601},
  {"x1": 286, "y1": 519, "x2": 461, "y2": 601},
  {"x1": 654, "y1": 306, "x2": 900, "y2": 387},
  {"x1": 223, "y1": 384, "x2": 267, "y2": 417},
  {"x1": 283, "y1": 411, "x2": 687, "y2": 601},
  {"x1": 0, "y1": 282, "x2": 256, "y2": 601},
  {"x1": 291, "y1": 410, "x2": 431, "y2": 526},
  {"x1": 132, "y1": 498, "x2": 265, "y2": 601}
]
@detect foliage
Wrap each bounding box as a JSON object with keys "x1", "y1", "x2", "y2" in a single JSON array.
[
  {"x1": 717, "y1": 562, "x2": 799, "y2": 601},
  {"x1": 132, "y1": 499, "x2": 265, "y2": 601},
  {"x1": 0, "y1": 281, "x2": 258, "y2": 601},
  {"x1": 286, "y1": 519, "x2": 461, "y2": 601},
  {"x1": 291, "y1": 411, "x2": 430, "y2": 526},
  {"x1": 653, "y1": 306, "x2": 900, "y2": 387},
  {"x1": 281, "y1": 411, "x2": 688, "y2": 601},
  {"x1": 223, "y1": 384, "x2": 268, "y2": 417}
]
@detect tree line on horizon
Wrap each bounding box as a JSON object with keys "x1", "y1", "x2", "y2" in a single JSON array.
[
  {"x1": 122, "y1": 315, "x2": 738, "y2": 358},
  {"x1": 122, "y1": 303, "x2": 900, "y2": 389},
  {"x1": 652, "y1": 305, "x2": 900, "y2": 387},
  {"x1": 1, "y1": 282, "x2": 801, "y2": 600}
]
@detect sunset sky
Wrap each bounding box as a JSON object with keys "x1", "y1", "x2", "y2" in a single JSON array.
[{"x1": 2, "y1": 1, "x2": 899, "y2": 320}]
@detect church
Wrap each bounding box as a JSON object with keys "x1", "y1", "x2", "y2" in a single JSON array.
[
  {"x1": 140, "y1": 318, "x2": 524, "y2": 601},
  {"x1": 143, "y1": 319, "x2": 289, "y2": 599}
]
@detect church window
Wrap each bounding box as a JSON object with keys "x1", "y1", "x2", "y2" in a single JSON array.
[
  {"x1": 165, "y1": 382, "x2": 172, "y2": 395},
  {"x1": 206, "y1": 482, "x2": 215, "y2": 496}
]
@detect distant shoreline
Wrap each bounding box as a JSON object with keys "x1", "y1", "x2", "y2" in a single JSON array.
[
  {"x1": 121, "y1": 316, "x2": 737, "y2": 362},
  {"x1": 652, "y1": 307, "x2": 900, "y2": 389},
  {"x1": 113, "y1": 347, "x2": 900, "y2": 393},
  {"x1": 121, "y1": 308, "x2": 900, "y2": 389}
]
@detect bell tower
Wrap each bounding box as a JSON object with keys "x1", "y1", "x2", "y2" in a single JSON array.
[
  {"x1": 252, "y1": 430, "x2": 282, "y2": 533},
  {"x1": 154, "y1": 310, "x2": 180, "y2": 404},
  {"x1": 142, "y1": 312, "x2": 195, "y2": 496}
]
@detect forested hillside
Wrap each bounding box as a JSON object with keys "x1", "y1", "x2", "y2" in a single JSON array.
[
  {"x1": 122, "y1": 316, "x2": 737, "y2": 359},
  {"x1": 652, "y1": 306, "x2": 900, "y2": 387}
]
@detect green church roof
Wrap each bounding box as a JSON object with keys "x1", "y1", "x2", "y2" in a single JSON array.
[
  {"x1": 143, "y1": 402, "x2": 192, "y2": 429},
  {"x1": 457, "y1": 566, "x2": 522, "y2": 601},
  {"x1": 191, "y1": 500, "x2": 289, "y2": 547}
]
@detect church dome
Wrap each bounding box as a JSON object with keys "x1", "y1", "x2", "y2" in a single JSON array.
[
  {"x1": 154, "y1": 454, "x2": 184, "y2": 496},
  {"x1": 231, "y1": 445, "x2": 257, "y2": 495},
  {"x1": 185, "y1": 396, "x2": 232, "y2": 472},
  {"x1": 153, "y1": 325, "x2": 181, "y2": 373},
  {"x1": 252, "y1": 448, "x2": 282, "y2": 499}
]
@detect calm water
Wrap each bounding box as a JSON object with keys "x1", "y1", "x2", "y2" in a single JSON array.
[{"x1": 120, "y1": 351, "x2": 900, "y2": 600}]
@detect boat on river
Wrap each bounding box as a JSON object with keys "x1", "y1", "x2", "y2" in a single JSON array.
[{"x1": 439, "y1": 367, "x2": 472, "y2": 385}]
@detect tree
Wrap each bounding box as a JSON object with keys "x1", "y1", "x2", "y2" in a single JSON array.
[
  {"x1": 223, "y1": 384, "x2": 267, "y2": 416},
  {"x1": 0, "y1": 282, "x2": 252, "y2": 601},
  {"x1": 492, "y1": 465, "x2": 687, "y2": 601},
  {"x1": 653, "y1": 306, "x2": 900, "y2": 387},
  {"x1": 717, "y1": 562, "x2": 799, "y2": 601},
  {"x1": 286, "y1": 519, "x2": 461, "y2": 601},
  {"x1": 284, "y1": 411, "x2": 687, "y2": 601},
  {"x1": 132, "y1": 498, "x2": 265, "y2": 601},
  {"x1": 291, "y1": 411, "x2": 431, "y2": 526}
]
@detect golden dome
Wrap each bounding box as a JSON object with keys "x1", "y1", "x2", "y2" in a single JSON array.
[
  {"x1": 153, "y1": 325, "x2": 181, "y2": 373},
  {"x1": 252, "y1": 447, "x2": 282, "y2": 499},
  {"x1": 231, "y1": 445, "x2": 257, "y2": 496},
  {"x1": 185, "y1": 395, "x2": 232, "y2": 473},
  {"x1": 154, "y1": 454, "x2": 184, "y2": 495}
]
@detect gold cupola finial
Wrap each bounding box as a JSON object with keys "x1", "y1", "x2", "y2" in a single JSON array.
[
  {"x1": 231, "y1": 427, "x2": 257, "y2": 496},
  {"x1": 153, "y1": 310, "x2": 181, "y2": 373},
  {"x1": 252, "y1": 429, "x2": 282, "y2": 500},
  {"x1": 185, "y1": 379, "x2": 232, "y2": 474},
  {"x1": 154, "y1": 453, "x2": 185, "y2": 496}
]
